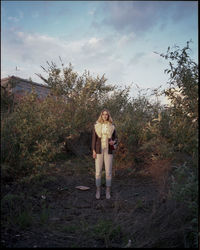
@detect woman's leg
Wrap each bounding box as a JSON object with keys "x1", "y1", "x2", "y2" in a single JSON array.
[
  {"x1": 95, "y1": 152, "x2": 103, "y2": 199},
  {"x1": 104, "y1": 149, "x2": 113, "y2": 199}
]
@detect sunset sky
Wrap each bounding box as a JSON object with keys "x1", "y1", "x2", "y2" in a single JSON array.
[{"x1": 1, "y1": 1, "x2": 198, "y2": 103}]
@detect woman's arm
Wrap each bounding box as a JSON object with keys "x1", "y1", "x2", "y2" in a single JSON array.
[
  {"x1": 112, "y1": 129, "x2": 118, "y2": 147},
  {"x1": 92, "y1": 127, "x2": 97, "y2": 158}
]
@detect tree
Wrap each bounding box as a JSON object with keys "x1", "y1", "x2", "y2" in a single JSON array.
[{"x1": 155, "y1": 41, "x2": 198, "y2": 154}]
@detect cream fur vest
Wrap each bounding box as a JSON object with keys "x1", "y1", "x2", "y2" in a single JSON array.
[{"x1": 94, "y1": 122, "x2": 115, "y2": 139}]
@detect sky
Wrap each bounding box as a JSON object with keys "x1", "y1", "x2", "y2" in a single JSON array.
[{"x1": 1, "y1": 1, "x2": 198, "y2": 104}]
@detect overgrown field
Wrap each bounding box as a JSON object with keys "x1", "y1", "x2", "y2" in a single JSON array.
[
  {"x1": 1, "y1": 42, "x2": 198, "y2": 247},
  {"x1": 1, "y1": 153, "x2": 197, "y2": 248}
]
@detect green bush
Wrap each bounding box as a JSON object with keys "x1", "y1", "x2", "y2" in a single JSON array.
[
  {"x1": 1, "y1": 63, "x2": 115, "y2": 178},
  {"x1": 170, "y1": 161, "x2": 198, "y2": 247},
  {"x1": 156, "y1": 41, "x2": 198, "y2": 248},
  {"x1": 1, "y1": 92, "x2": 69, "y2": 177},
  {"x1": 157, "y1": 41, "x2": 198, "y2": 155}
]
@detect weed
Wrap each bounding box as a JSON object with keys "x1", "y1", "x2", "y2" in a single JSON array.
[
  {"x1": 91, "y1": 219, "x2": 123, "y2": 247},
  {"x1": 14, "y1": 210, "x2": 33, "y2": 229},
  {"x1": 135, "y1": 199, "x2": 143, "y2": 209},
  {"x1": 79, "y1": 218, "x2": 89, "y2": 233},
  {"x1": 39, "y1": 203, "x2": 50, "y2": 225},
  {"x1": 61, "y1": 224, "x2": 79, "y2": 233},
  {"x1": 1, "y1": 193, "x2": 34, "y2": 229},
  {"x1": 170, "y1": 162, "x2": 198, "y2": 248}
]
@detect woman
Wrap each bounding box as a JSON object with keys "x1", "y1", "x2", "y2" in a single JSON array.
[{"x1": 92, "y1": 109, "x2": 118, "y2": 199}]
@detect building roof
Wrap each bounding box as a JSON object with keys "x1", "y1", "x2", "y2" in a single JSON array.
[{"x1": 1, "y1": 75, "x2": 51, "y2": 89}]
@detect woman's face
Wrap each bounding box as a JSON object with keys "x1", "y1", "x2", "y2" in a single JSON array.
[{"x1": 102, "y1": 111, "x2": 109, "y2": 121}]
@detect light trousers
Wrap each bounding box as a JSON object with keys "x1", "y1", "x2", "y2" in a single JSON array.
[{"x1": 95, "y1": 148, "x2": 113, "y2": 187}]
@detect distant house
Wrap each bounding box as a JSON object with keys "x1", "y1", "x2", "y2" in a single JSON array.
[{"x1": 1, "y1": 75, "x2": 51, "y2": 102}]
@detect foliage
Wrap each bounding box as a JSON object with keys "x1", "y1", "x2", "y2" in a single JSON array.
[
  {"x1": 1, "y1": 77, "x2": 18, "y2": 114},
  {"x1": 1, "y1": 193, "x2": 34, "y2": 229},
  {"x1": 91, "y1": 219, "x2": 122, "y2": 245},
  {"x1": 156, "y1": 41, "x2": 198, "y2": 247},
  {"x1": 169, "y1": 161, "x2": 198, "y2": 248},
  {"x1": 1, "y1": 92, "x2": 67, "y2": 177},
  {"x1": 156, "y1": 40, "x2": 198, "y2": 154},
  {"x1": 1, "y1": 63, "x2": 116, "y2": 178},
  {"x1": 37, "y1": 61, "x2": 118, "y2": 131}
]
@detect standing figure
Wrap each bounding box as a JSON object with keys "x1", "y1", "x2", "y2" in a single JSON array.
[{"x1": 92, "y1": 109, "x2": 118, "y2": 199}]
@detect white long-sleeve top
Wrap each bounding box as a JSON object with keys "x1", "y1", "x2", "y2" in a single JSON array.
[{"x1": 101, "y1": 123, "x2": 109, "y2": 149}]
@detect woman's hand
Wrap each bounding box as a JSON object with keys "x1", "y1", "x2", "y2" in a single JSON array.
[
  {"x1": 93, "y1": 150, "x2": 97, "y2": 159},
  {"x1": 109, "y1": 140, "x2": 115, "y2": 145}
]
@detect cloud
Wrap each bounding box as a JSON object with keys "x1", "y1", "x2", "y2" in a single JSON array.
[
  {"x1": 1, "y1": 29, "x2": 127, "y2": 85},
  {"x1": 1, "y1": 29, "x2": 173, "y2": 104},
  {"x1": 129, "y1": 52, "x2": 146, "y2": 65},
  {"x1": 32, "y1": 11, "x2": 39, "y2": 19},
  {"x1": 8, "y1": 16, "x2": 20, "y2": 22},
  {"x1": 88, "y1": 9, "x2": 95, "y2": 16},
  {"x1": 2, "y1": 30, "x2": 81, "y2": 65},
  {"x1": 116, "y1": 32, "x2": 136, "y2": 47},
  {"x1": 81, "y1": 36, "x2": 113, "y2": 59},
  {"x1": 7, "y1": 10, "x2": 24, "y2": 23},
  {"x1": 100, "y1": 1, "x2": 197, "y2": 35},
  {"x1": 56, "y1": 6, "x2": 71, "y2": 16},
  {"x1": 18, "y1": 10, "x2": 24, "y2": 19},
  {"x1": 101, "y1": 2, "x2": 165, "y2": 33},
  {"x1": 170, "y1": 1, "x2": 197, "y2": 22},
  {"x1": 2, "y1": 24, "x2": 173, "y2": 91}
]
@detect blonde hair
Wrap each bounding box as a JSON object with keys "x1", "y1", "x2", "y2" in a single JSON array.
[{"x1": 96, "y1": 109, "x2": 113, "y2": 124}]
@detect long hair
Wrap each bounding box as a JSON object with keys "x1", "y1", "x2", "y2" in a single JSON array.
[{"x1": 96, "y1": 109, "x2": 113, "y2": 124}]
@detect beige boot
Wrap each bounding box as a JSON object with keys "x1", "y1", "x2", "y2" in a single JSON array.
[
  {"x1": 106, "y1": 187, "x2": 111, "y2": 199},
  {"x1": 96, "y1": 187, "x2": 101, "y2": 199}
]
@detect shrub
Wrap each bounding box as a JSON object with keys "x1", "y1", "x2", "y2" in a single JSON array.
[
  {"x1": 156, "y1": 40, "x2": 198, "y2": 155},
  {"x1": 1, "y1": 91, "x2": 69, "y2": 178},
  {"x1": 156, "y1": 41, "x2": 198, "y2": 248},
  {"x1": 1, "y1": 62, "x2": 116, "y2": 178}
]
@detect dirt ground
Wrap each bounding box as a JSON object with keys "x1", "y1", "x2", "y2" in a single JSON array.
[{"x1": 1, "y1": 156, "x2": 191, "y2": 248}]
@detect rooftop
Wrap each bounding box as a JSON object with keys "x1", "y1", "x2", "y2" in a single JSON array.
[{"x1": 1, "y1": 75, "x2": 50, "y2": 89}]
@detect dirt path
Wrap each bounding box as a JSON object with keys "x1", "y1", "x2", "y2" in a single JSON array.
[{"x1": 1, "y1": 158, "x2": 187, "y2": 248}]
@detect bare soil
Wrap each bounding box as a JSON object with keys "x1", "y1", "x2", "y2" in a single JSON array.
[{"x1": 1, "y1": 156, "x2": 191, "y2": 248}]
